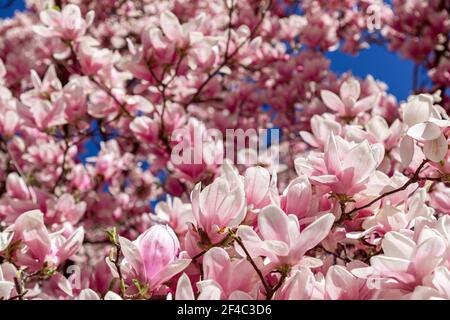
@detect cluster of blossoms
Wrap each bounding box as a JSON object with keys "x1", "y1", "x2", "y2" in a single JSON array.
[{"x1": 0, "y1": 0, "x2": 449, "y2": 300}]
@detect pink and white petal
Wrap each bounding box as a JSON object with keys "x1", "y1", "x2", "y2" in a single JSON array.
[
  {"x1": 370, "y1": 256, "x2": 411, "y2": 275},
  {"x1": 258, "y1": 205, "x2": 290, "y2": 243},
  {"x1": 320, "y1": 90, "x2": 345, "y2": 113},
  {"x1": 56, "y1": 227, "x2": 84, "y2": 262},
  {"x1": 0, "y1": 281, "x2": 14, "y2": 299},
  {"x1": 236, "y1": 226, "x2": 286, "y2": 261},
  {"x1": 104, "y1": 291, "x2": 122, "y2": 300},
  {"x1": 118, "y1": 236, "x2": 145, "y2": 278},
  {"x1": 78, "y1": 288, "x2": 100, "y2": 300},
  {"x1": 428, "y1": 118, "x2": 450, "y2": 128},
  {"x1": 354, "y1": 95, "x2": 378, "y2": 113},
  {"x1": 151, "y1": 258, "x2": 191, "y2": 289},
  {"x1": 324, "y1": 133, "x2": 343, "y2": 175},
  {"x1": 342, "y1": 140, "x2": 377, "y2": 184},
  {"x1": 346, "y1": 226, "x2": 377, "y2": 240},
  {"x1": 244, "y1": 166, "x2": 270, "y2": 207},
  {"x1": 402, "y1": 96, "x2": 431, "y2": 127},
  {"x1": 175, "y1": 273, "x2": 195, "y2": 300},
  {"x1": 423, "y1": 134, "x2": 448, "y2": 162},
  {"x1": 340, "y1": 79, "x2": 361, "y2": 101},
  {"x1": 381, "y1": 232, "x2": 415, "y2": 260},
  {"x1": 309, "y1": 175, "x2": 339, "y2": 185},
  {"x1": 299, "y1": 131, "x2": 319, "y2": 148},
  {"x1": 325, "y1": 265, "x2": 357, "y2": 300},
  {"x1": 431, "y1": 267, "x2": 450, "y2": 298},
  {"x1": 160, "y1": 11, "x2": 182, "y2": 42},
  {"x1": 197, "y1": 280, "x2": 223, "y2": 300},
  {"x1": 203, "y1": 247, "x2": 230, "y2": 283},
  {"x1": 298, "y1": 256, "x2": 323, "y2": 268},
  {"x1": 229, "y1": 291, "x2": 254, "y2": 300},
  {"x1": 407, "y1": 122, "x2": 442, "y2": 141},
  {"x1": 413, "y1": 236, "x2": 446, "y2": 280},
  {"x1": 399, "y1": 136, "x2": 415, "y2": 167},
  {"x1": 293, "y1": 213, "x2": 335, "y2": 258}
]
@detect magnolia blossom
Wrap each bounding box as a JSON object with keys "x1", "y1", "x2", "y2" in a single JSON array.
[
  {"x1": 236, "y1": 205, "x2": 335, "y2": 267},
  {"x1": 400, "y1": 94, "x2": 450, "y2": 164},
  {"x1": 320, "y1": 79, "x2": 378, "y2": 118},
  {"x1": 33, "y1": 5, "x2": 94, "y2": 41},
  {"x1": 0, "y1": 0, "x2": 449, "y2": 301},
  {"x1": 2, "y1": 210, "x2": 84, "y2": 272},
  {"x1": 295, "y1": 134, "x2": 381, "y2": 196},
  {"x1": 114, "y1": 225, "x2": 191, "y2": 293}
]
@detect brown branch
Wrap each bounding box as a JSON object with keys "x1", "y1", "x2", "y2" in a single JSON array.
[
  {"x1": 232, "y1": 234, "x2": 272, "y2": 297},
  {"x1": 345, "y1": 160, "x2": 429, "y2": 216},
  {"x1": 183, "y1": 0, "x2": 271, "y2": 109},
  {"x1": 89, "y1": 76, "x2": 133, "y2": 118}
]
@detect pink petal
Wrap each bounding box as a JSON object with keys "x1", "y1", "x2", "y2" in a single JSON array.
[
  {"x1": 354, "y1": 95, "x2": 377, "y2": 113},
  {"x1": 152, "y1": 259, "x2": 191, "y2": 289},
  {"x1": 118, "y1": 236, "x2": 145, "y2": 279},
  {"x1": 340, "y1": 79, "x2": 360, "y2": 101},
  {"x1": 402, "y1": 95, "x2": 431, "y2": 127},
  {"x1": 399, "y1": 136, "x2": 414, "y2": 167},
  {"x1": 381, "y1": 232, "x2": 415, "y2": 260},
  {"x1": 423, "y1": 134, "x2": 448, "y2": 162},
  {"x1": 258, "y1": 205, "x2": 290, "y2": 243},
  {"x1": 320, "y1": 90, "x2": 345, "y2": 113},
  {"x1": 293, "y1": 213, "x2": 335, "y2": 258},
  {"x1": 175, "y1": 273, "x2": 195, "y2": 300},
  {"x1": 413, "y1": 236, "x2": 446, "y2": 280},
  {"x1": 56, "y1": 227, "x2": 84, "y2": 262},
  {"x1": 160, "y1": 11, "x2": 182, "y2": 42}
]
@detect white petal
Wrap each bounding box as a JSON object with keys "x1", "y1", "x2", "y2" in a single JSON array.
[
  {"x1": 407, "y1": 122, "x2": 442, "y2": 141},
  {"x1": 320, "y1": 90, "x2": 345, "y2": 113},
  {"x1": 423, "y1": 135, "x2": 448, "y2": 162},
  {"x1": 399, "y1": 136, "x2": 414, "y2": 167}
]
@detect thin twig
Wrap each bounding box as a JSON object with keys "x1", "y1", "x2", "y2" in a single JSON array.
[{"x1": 345, "y1": 160, "x2": 429, "y2": 216}]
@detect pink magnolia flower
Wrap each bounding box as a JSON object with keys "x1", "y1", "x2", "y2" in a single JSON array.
[
  {"x1": 347, "y1": 188, "x2": 436, "y2": 240},
  {"x1": 45, "y1": 194, "x2": 86, "y2": 225},
  {"x1": 20, "y1": 65, "x2": 62, "y2": 105},
  {"x1": 197, "y1": 247, "x2": 258, "y2": 299},
  {"x1": 400, "y1": 94, "x2": 450, "y2": 165},
  {"x1": 241, "y1": 165, "x2": 279, "y2": 223},
  {"x1": 295, "y1": 133, "x2": 380, "y2": 196},
  {"x1": 33, "y1": 4, "x2": 95, "y2": 41},
  {"x1": 152, "y1": 196, "x2": 194, "y2": 235},
  {"x1": 0, "y1": 110, "x2": 20, "y2": 137},
  {"x1": 170, "y1": 118, "x2": 224, "y2": 182},
  {"x1": 174, "y1": 272, "x2": 220, "y2": 300},
  {"x1": 353, "y1": 228, "x2": 447, "y2": 294},
  {"x1": 280, "y1": 175, "x2": 315, "y2": 220},
  {"x1": 236, "y1": 205, "x2": 335, "y2": 267},
  {"x1": 2, "y1": 210, "x2": 84, "y2": 272},
  {"x1": 324, "y1": 263, "x2": 374, "y2": 300},
  {"x1": 130, "y1": 116, "x2": 160, "y2": 144},
  {"x1": 299, "y1": 114, "x2": 342, "y2": 149},
  {"x1": 187, "y1": 164, "x2": 246, "y2": 245},
  {"x1": 77, "y1": 288, "x2": 122, "y2": 300},
  {"x1": 320, "y1": 79, "x2": 378, "y2": 118},
  {"x1": 115, "y1": 225, "x2": 191, "y2": 291},
  {"x1": 408, "y1": 266, "x2": 450, "y2": 299},
  {"x1": 76, "y1": 38, "x2": 113, "y2": 76},
  {"x1": 429, "y1": 183, "x2": 450, "y2": 214},
  {"x1": 273, "y1": 267, "x2": 317, "y2": 300},
  {"x1": 0, "y1": 263, "x2": 16, "y2": 300}
]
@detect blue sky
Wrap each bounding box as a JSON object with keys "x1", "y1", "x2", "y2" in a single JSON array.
[{"x1": 0, "y1": 0, "x2": 25, "y2": 17}]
